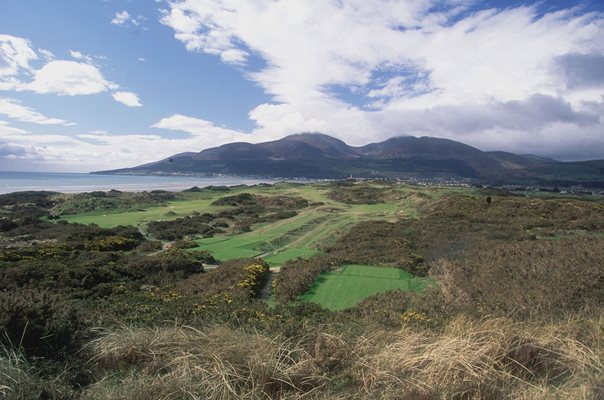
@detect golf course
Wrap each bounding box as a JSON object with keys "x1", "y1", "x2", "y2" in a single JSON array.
[{"x1": 57, "y1": 181, "x2": 446, "y2": 308}]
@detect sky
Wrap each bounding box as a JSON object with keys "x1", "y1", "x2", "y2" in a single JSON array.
[{"x1": 0, "y1": 0, "x2": 603, "y2": 172}]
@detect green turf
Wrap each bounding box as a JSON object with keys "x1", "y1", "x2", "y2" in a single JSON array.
[
  {"x1": 59, "y1": 198, "x2": 225, "y2": 228},
  {"x1": 191, "y1": 210, "x2": 328, "y2": 263},
  {"x1": 300, "y1": 264, "x2": 432, "y2": 310},
  {"x1": 264, "y1": 247, "x2": 320, "y2": 266},
  {"x1": 57, "y1": 182, "x2": 457, "y2": 265}
]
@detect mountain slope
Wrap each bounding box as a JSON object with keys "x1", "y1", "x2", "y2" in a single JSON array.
[{"x1": 97, "y1": 133, "x2": 604, "y2": 184}]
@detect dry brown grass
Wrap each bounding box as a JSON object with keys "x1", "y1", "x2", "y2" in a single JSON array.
[
  {"x1": 352, "y1": 315, "x2": 604, "y2": 399},
  {"x1": 0, "y1": 345, "x2": 74, "y2": 399},
  {"x1": 84, "y1": 324, "x2": 329, "y2": 399},
  {"x1": 81, "y1": 314, "x2": 603, "y2": 399},
  {"x1": 430, "y1": 236, "x2": 604, "y2": 317}
]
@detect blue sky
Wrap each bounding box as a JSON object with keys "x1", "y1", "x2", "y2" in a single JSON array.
[{"x1": 0, "y1": 0, "x2": 603, "y2": 171}]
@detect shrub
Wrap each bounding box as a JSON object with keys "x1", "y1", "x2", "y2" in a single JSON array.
[
  {"x1": 326, "y1": 220, "x2": 427, "y2": 275},
  {"x1": 0, "y1": 288, "x2": 85, "y2": 360},
  {"x1": 430, "y1": 236, "x2": 604, "y2": 317},
  {"x1": 274, "y1": 256, "x2": 342, "y2": 303}
]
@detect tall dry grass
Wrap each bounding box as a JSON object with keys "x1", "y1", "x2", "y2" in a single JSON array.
[
  {"x1": 84, "y1": 324, "x2": 330, "y2": 399},
  {"x1": 353, "y1": 315, "x2": 603, "y2": 399},
  {"x1": 81, "y1": 315, "x2": 603, "y2": 400},
  {"x1": 0, "y1": 344, "x2": 73, "y2": 399},
  {"x1": 430, "y1": 237, "x2": 604, "y2": 318}
]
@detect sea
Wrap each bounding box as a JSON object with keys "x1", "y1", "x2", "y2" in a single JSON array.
[{"x1": 0, "y1": 171, "x2": 289, "y2": 195}]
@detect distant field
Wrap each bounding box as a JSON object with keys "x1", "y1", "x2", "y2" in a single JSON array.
[
  {"x1": 59, "y1": 197, "x2": 225, "y2": 228},
  {"x1": 300, "y1": 264, "x2": 432, "y2": 310}
]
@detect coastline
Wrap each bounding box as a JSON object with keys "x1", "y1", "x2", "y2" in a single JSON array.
[{"x1": 0, "y1": 171, "x2": 292, "y2": 195}]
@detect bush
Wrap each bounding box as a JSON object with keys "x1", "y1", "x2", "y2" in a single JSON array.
[
  {"x1": 273, "y1": 256, "x2": 342, "y2": 303},
  {"x1": 431, "y1": 236, "x2": 604, "y2": 317},
  {"x1": 0, "y1": 288, "x2": 85, "y2": 360},
  {"x1": 326, "y1": 220, "x2": 427, "y2": 275}
]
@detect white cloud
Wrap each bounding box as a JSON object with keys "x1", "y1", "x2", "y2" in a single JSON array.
[
  {"x1": 38, "y1": 49, "x2": 54, "y2": 61},
  {"x1": 112, "y1": 91, "x2": 142, "y2": 107},
  {"x1": 0, "y1": 114, "x2": 277, "y2": 172},
  {"x1": 152, "y1": 114, "x2": 247, "y2": 138},
  {"x1": 111, "y1": 11, "x2": 131, "y2": 25},
  {"x1": 69, "y1": 50, "x2": 92, "y2": 62},
  {"x1": 0, "y1": 34, "x2": 37, "y2": 77},
  {"x1": 151, "y1": 114, "x2": 278, "y2": 147},
  {"x1": 26, "y1": 60, "x2": 114, "y2": 96},
  {"x1": 1, "y1": 34, "x2": 140, "y2": 109},
  {"x1": 111, "y1": 11, "x2": 146, "y2": 28},
  {"x1": 0, "y1": 97, "x2": 72, "y2": 125},
  {"x1": 160, "y1": 1, "x2": 604, "y2": 159},
  {"x1": 0, "y1": 120, "x2": 27, "y2": 134}
]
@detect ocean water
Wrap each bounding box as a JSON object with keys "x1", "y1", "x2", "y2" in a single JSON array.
[{"x1": 0, "y1": 171, "x2": 284, "y2": 194}]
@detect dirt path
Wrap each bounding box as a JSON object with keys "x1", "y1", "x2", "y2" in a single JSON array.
[{"x1": 259, "y1": 270, "x2": 277, "y2": 300}]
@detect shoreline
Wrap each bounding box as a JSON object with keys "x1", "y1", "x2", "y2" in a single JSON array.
[{"x1": 0, "y1": 171, "x2": 295, "y2": 195}]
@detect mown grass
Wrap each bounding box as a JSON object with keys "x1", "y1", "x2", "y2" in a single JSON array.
[
  {"x1": 300, "y1": 265, "x2": 432, "y2": 310},
  {"x1": 60, "y1": 198, "x2": 225, "y2": 228},
  {"x1": 264, "y1": 247, "x2": 319, "y2": 266}
]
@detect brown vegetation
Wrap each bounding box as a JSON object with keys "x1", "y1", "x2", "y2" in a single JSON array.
[{"x1": 1, "y1": 185, "x2": 604, "y2": 399}]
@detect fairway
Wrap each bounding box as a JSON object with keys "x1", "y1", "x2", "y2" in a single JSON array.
[
  {"x1": 300, "y1": 264, "x2": 432, "y2": 310},
  {"x1": 59, "y1": 197, "x2": 225, "y2": 228},
  {"x1": 190, "y1": 210, "x2": 327, "y2": 264}
]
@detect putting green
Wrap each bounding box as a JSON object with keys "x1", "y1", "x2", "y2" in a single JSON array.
[{"x1": 300, "y1": 264, "x2": 432, "y2": 310}]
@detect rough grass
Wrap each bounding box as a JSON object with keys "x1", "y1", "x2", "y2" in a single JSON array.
[
  {"x1": 300, "y1": 265, "x2": 431, "y2": 310},
  {"x1": 352, "y1": 315, "x2": 604, "y2": 399},
  {"x1": 81, "y1": 315, "x2": 603, "y2": 399},
  {"x1": 430, "y1": 236, "x2": 604, "y2": 318},
  {"x1": 84, "y1": 325, "x2": 325, "y2": 400},
  {"x1": 0, "y1": 345, "x2": 73, "y2": 399}
]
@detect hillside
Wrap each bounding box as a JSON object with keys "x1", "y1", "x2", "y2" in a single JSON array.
[
  {"x1": 97, "y1": 133, "x2": 604, "y2": 185},
  {"x1": 1, "y1": 182, "x2": 602, "y2": 399}
]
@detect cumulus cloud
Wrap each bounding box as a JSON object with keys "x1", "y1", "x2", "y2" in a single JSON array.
[
  {"x1": 26, "y1": 60, "x2": 114, "y2": 96},
  {"x1": 112, "y1": 91, "x2": 142, "y2": 107},
  {"x1": 151, "y1": 114, "x2": 268, "y2": 143},
  {"x1": 38, "y1": 49, "x2": 54, "y2": 61},
  {"x1": 159, "y1": 0, "x2": 604, "y2": 160},
  {"x1": 554, "y1": 53, "x2": 604, "y2": 90},
  {"x1": 0, "y1": 142, "x2": 28, "y2": 158},
  {"x1": 0, "y1": 98, "x2": 72, "y2": 125},
  {"x1": 0, "y1": 34, "x2": 137, "y2": 107},
  {"x1": 0, "y1": 114, "x2": 277, "y2": 172}
]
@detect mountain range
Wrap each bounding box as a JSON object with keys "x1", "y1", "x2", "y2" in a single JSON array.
[{"x1": 98, "y1": 133, "x2": 604, "y2": 185}]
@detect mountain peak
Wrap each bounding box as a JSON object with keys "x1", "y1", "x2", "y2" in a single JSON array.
[{"x1": 97, "y1": 133, "x2": 604, "y2": 185}]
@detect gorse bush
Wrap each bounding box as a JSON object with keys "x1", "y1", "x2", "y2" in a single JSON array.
[
  {"x1": 0, "y1": 288, "x2": 85, "y2": 360},
  {"x1": 273, "y1": 256, "x2": 342, "y2": 303},
  {"x1": 326, "y1": 220, "x2": 427, "y2": 275},
  {"x1": 415, "y1": 194, "x2": 604, "y2": 262},
  {"x1": 147, "y1": 213, "x2": 221, "y2": 240}
]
